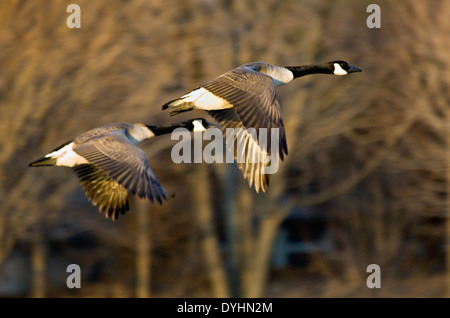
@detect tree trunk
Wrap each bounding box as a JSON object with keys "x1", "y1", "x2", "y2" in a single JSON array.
[
  {"x1": 31, "y1": 221, "x2": 46, "y2": 298},
  {"x1": 194, "y1": 165, "x2": 230, "y2": 297},
  {"x1": 447, "y1": 97, "x2": 450, "y2": 298},
  {"x1": 135, "y1": 198, "x2": 151, "y2": 298},
  {"x1": 245, "y1": 213, "x2": 284, "y2": 298}
]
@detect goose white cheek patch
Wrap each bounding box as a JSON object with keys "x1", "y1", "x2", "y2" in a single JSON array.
[
  {"x1": 192, "y1": 120, "x2": 206, "y2": 132},
  {"x1": 333, "y1": 63, "x2": 348, "y2": 75}
]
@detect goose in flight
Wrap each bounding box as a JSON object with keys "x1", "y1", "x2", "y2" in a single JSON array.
[
  {"x1": 29, "y1": 118, "x2": 215, "y2": 220},
  {"x1": 162, "y1": 61, "x2": 362, "y2": 192}
]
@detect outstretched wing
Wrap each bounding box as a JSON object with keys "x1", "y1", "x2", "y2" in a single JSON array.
[
  {"x1": 72, "y1": 164, "x2": 130, "y2": 220},
  {"x1": 73, "y1": 131, "x2": 167, "y2": 204},
  {"x1": 208, "y1": 108, "x2": 272, "y2": 193},
  {"x1": 203, "y1": 66, "x2": 288, "y2": 160},
  {"x1": 204, "y1": 67, "x2": 287, "y2": 192}
]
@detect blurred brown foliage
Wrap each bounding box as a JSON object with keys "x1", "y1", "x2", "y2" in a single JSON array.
[{"x1": 0, "y1": 0, "x2": 449, "y2": 297}]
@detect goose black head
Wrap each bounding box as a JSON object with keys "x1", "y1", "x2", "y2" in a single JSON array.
[
  {"x1": 182, "y1": 118, "x2": 219, "y2": 132},
  {"x1": 328, "y1": 60, "x2": 362, "y2": 75}
]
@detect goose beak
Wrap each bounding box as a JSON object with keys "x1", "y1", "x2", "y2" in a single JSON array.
[
  {"x1": 348, "y1": 65, "x2": 362, "y2": 73},
  {"x1": 207, "y1": 121, "x2": 220, "y2": 128}
]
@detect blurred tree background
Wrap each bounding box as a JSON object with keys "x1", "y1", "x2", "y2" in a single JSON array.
[{"x1": 0, "y1": 0, "x2": 449, "y2": 297}]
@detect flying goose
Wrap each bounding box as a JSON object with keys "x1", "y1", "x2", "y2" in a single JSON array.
[
  {"x1": 162, "y1": 61, "x2": 362, "y2": 192},
  {"x1": 29, "y1": 118, "x2": 215, "y2": 220}
]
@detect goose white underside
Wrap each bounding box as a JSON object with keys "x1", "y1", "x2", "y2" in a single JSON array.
[
  {"x1": 45, "y1": 142, "x2": 88, "y2": 167},
  {"x1": 177, "y1": 87, "x2": 233, "y2": 110}
]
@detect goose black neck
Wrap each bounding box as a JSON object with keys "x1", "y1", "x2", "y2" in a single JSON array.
[
  {"x1": 285, "y1": 64, "x2": 332, "y2": 78},
  {"x1": 146, "y1": 123, "x2": 192, "y2": 136}
]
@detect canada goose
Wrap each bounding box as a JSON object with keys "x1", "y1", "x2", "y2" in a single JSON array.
[
  {"x1": 29, "y1": 118, "x2": 215, "y2": 220},
  {"x1": 162, "y1": 61, "x2": 362, "y2": 192}
]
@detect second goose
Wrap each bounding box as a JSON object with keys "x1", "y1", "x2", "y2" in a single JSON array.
[{"x1": 162, "y1": 61, "x2": 362, "y2": 192}]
